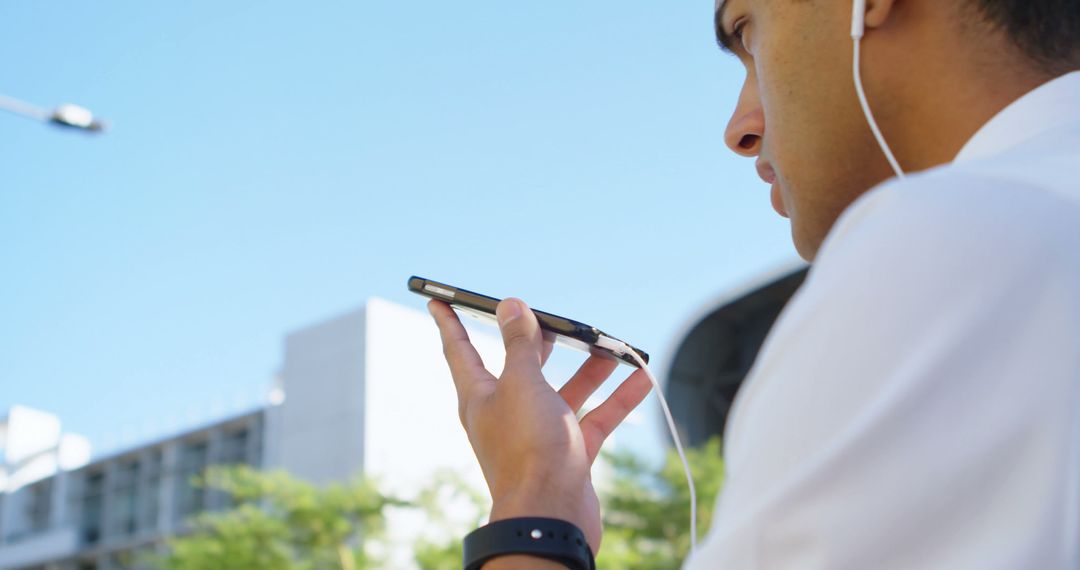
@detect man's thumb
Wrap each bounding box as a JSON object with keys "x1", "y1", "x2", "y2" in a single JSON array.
[{"x1": 497, "y1": 298, "x2": 542, "y2": 370}]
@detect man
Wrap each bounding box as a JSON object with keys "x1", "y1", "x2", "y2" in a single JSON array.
[{"x1": 429, "y1": 0, "x2": 1080, "y2": 567}]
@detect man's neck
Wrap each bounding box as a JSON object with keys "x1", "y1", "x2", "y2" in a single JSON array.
[
  {"x1": 872, "y1": 4, "x2": 1062, "y2": 173},
  {"x1": 901, "y1": 61, "x2": 1054, "y2": 172}
]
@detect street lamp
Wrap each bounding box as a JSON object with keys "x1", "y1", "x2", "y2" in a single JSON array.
[{"x1": 0, "y1": 93, "x2": 107, "y2": 133}]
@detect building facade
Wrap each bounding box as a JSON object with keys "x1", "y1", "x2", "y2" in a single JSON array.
[
  {"x1": 1, "y1": 411, "x2": 265, "y2": 570},
  {"x1": 0, "y1": 298, "x2": 504, "y2": 570}
]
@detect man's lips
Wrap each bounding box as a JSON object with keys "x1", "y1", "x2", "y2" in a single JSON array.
[
  {"x1": 755, "y1": 160, "x2": 776, "y2": 185},
  {"x1": 771, "y1": 184, "x2": 788, "y2": 218},
  {"x1": 756, "y1": 160, "x2": 788, "y2": 218}
]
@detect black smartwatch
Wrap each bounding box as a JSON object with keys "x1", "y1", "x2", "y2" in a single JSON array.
[{"x1": 462, "y1": 517, "x2": 595, "y2": 570}]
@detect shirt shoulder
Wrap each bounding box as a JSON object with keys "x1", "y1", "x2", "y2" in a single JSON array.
[
  {"x1": 717, "y1": 157, "x2": 1080, "y2": 518},
  {"x1": 696, "y1": 166, "x2": 1080, "y2": 568},
  {"x1": 688, "y1": 76, "x2": 1080, "y2": 570},
  {"x1": 816, "y1": 160, "x2": 1080, "y2": 286}
]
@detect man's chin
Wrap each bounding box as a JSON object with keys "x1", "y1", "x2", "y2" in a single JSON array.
[{"x1": 790, "y1": 221, "x2": 819, "y2": 262}]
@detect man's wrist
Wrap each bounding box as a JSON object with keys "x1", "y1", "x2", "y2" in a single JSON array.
[
  {"x1": 489, "y1": 487, "x2": 586, "y2": 529},
  {"x1": 481, "y1": 555, "x2": 573, "y2": 569}
]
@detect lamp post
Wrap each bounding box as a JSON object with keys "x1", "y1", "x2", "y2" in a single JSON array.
[{"x1": 0, "y1": 93, "x2": 107, "y2": 133}]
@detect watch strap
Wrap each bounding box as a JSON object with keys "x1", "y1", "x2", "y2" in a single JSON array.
[{"x1": 463, "y1": 517, "x2": 595, "y2": 570}]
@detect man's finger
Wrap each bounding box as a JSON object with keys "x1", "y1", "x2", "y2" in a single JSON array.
[
  {"x1": 579, "y1": 368, "x2": 653, "y2": 462},
  {"x1": 428, "y1": 300, "x2": 495, "y2": 397},
  {"x1": 558, "y1": 356, "x2": 620, "y2": 413},
  {"x1": 540, "y1": 335, "x2": 555, "y2": 368},
  {"x1": 496, "y1": 298, "x2": 545, "y2": 378}
]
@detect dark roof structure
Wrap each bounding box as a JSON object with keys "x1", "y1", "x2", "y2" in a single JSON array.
[{"x1": 665, "y1": 267, "x2": 809, "y2": 447}]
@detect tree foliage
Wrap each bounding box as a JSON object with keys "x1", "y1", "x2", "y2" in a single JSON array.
[
  {"x1": 412, "y1": 437, "x2": 726, "y2": 570},
  {"x1": 413, "y1": 470, "x2": 489, "y2": 570},
  {"x1": 151, "y1": 465, "x2": 406, "y2": 570},
  {"x1": 150, "y1": 439, "x2": 724, "y2": 569},
  {"x1": 598, "y1": 436, "x2": 725, "y2": 569}
]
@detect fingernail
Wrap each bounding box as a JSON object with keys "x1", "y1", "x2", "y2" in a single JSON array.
[{"x1": 497, "y1": 299, "x2": 521, "y2": 326}]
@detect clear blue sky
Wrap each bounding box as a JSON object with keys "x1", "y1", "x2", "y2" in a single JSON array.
[{"x1": 0, "y1": 1, "x2": 797, "y2": 458}]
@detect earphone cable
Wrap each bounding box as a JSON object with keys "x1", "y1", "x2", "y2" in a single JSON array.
[{"x1": 853, "y1": 37, "x2": 906, "y2": 180}]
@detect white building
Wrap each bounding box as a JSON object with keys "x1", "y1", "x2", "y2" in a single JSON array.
[
  {"x1": 0, "y1": 273, "x2": 780, "y2": 570},
  {"x1": 0, "y1": 298, "x2": 504, "y2": 570}
]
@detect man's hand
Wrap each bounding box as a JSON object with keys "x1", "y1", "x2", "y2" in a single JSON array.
[{"x1": 428, "y1": 297, "x2": 653, "y2": 554}]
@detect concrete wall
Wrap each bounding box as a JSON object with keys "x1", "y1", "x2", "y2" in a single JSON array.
[
  {"x1": 0, "y1": 525, "x2": 78, "y2": 569},
  {"x1": 363, "y1": 297, "x2": 504, "y2": 567},
  {"x1": 274, "y1": 308, "x2": 368, "y2": 485},
  {"x1": 269, "y1": 297, "x2": 506, "y2": 568}
]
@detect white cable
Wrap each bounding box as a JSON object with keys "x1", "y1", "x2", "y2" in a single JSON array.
[
  {"x1": 597, "y1": 335, "x2": 698, "y2": 553},
  {"x1": 853, "y1": 37, "x2": 906, "y2": 180},
  {"x1": 0, "y1": 94, "x2": 51, "y2": 121},
  {"x1": 577, "y1": 26, "x2": 900, "y2": 558}
]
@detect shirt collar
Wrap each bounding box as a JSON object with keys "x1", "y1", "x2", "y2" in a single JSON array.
[{"x1": 955, "y1": 70, "x2": 1080, "y2": 163}]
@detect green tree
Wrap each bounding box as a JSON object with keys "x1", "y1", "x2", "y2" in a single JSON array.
[
  {"x1": 412, "y1": 437, "x2": 725, "y2": 570},
  {"x1": 150, "y1": 465, "x2": 406, "y2": 570},
  {"x1": 598, "y1": 436, "x2": 725, "y2": 570},
  {"x1": 413, "y1": 470, "x2": 489, "y2": 570}
]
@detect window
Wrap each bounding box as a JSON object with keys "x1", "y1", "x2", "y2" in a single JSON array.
[
  {"x1": 219, "y1": 428, "x2": 249, "y2": 466},
  {"x1": 176, "y1": 441, "x2": 208, "y2": 518},
  {"x1": 111, "y1": 461, "x2": 139, "y2": 537},
  {"x1": 215, "y1": 429, "x2": 251, "y2": 510},
  {"x1": 81, "y1": 472, "x2": 105, "y2": 545},
  {"x1": 141, "y1": 451, "x2": 162, "y2": 531},
  {"x1": 26, "y1": 479, "x2": 53, "y2": 534}
]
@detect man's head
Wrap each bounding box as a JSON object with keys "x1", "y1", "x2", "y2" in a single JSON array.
[{"x1": 717, "y1": 0, "x2": 1080, "y2": 260}]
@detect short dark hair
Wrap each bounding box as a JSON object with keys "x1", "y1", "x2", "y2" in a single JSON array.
[{"x1": 971, "y1": 0, "x2": 1080, "y2": 73}]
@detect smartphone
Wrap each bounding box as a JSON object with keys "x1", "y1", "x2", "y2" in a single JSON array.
[{"x1": 408, "y1": 276, "x2": 649, "y2": 368}]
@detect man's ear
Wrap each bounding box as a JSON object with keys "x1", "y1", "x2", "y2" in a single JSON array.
[{"x1": 864, "y1": 0, "x2": 899, "y2": 30}]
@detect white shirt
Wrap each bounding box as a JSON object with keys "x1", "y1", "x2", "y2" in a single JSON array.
[{"x1": 685, "y1": 71, "x2": 1080, "y2": 569}]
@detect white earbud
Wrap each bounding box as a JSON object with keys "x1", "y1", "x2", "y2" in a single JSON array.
[{"x1": 851, "y1": 0, "x2": 867, "y2": 39}]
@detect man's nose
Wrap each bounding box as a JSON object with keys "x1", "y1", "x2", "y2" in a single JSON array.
[{"x1": 724, "y1": 82, "x2": 765, "y2": 157}]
